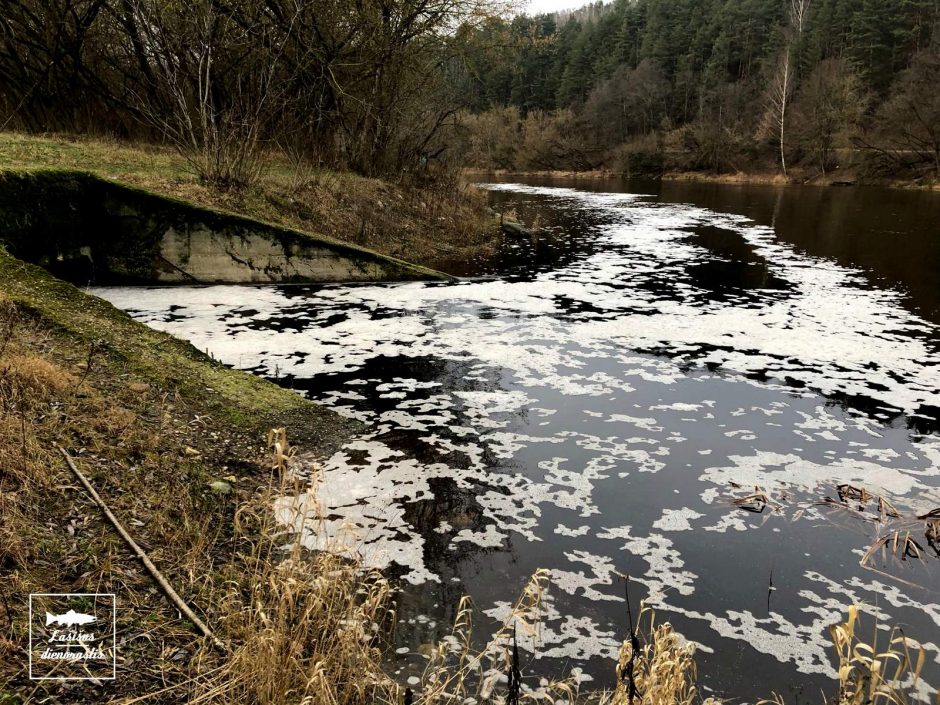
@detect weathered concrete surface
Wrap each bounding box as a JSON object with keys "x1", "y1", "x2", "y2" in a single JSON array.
[
  {"x1": 0, "y1": 170, "x2": 450, "y2": 285},
  {"x1": 157, "y1": 226, "x2": 397, "y2": 283}
]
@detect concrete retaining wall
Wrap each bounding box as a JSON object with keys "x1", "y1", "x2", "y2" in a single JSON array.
[{"x1": 0, "y1": 170, "x2": 449, "y2": 285}]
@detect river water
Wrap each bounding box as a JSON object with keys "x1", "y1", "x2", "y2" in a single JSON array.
[{"x1": 92, "y1": 179, "x2": 940, "y2": 700}]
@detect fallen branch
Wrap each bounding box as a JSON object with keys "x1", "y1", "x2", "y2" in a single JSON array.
[{"x1": 57, "y1": 445, "x2": 229, "y2": 654}]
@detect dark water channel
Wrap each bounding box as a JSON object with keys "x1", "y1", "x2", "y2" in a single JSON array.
[{"x1": 93, "y1": 179, "x2": 940, "y2": 701}]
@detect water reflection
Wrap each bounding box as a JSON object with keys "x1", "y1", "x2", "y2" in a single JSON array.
[
  {"x1": 683, "y1": 226, "x2": 792, "y2": 298},
  {"x1": 94, "y1": 181, "x2": 940, "y2": 701},
  {"x1": 474, "y1": 176, "x2": 940, "y2": 324}
]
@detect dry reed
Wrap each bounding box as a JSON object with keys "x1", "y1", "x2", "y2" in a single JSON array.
[
  {"x1": 188, "y1": 439, "x2": 398, "y2": 705},
  {"x1": 3, "y1": 284, "x2": 936, "y2": 704},
  {"x1": 731, "y1": 485, "x2": 782, "y2": 513},
  {"x1": 763, "y1": 606, "x2": 927, "y2": 705},
  {"x1": 602, "y1": 601, "x2": 718, "y2": 705},
  {"x1": 189, "y1": 437, "x2": 940, "y2": 705},
  {"x1": 417, "y1": 570, "x2": 578, "y2": 705},
  {"x1": 192, "y1": 436, "x2": 585, "y2": 705}
]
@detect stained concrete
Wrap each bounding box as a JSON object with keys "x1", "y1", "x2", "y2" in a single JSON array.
[{"x1": 0, "y1": 170, "x2": 450, "y2": 285}]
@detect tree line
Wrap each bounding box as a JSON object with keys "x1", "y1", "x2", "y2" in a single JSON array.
[
  {"x1": 0, "y1": 0, "x2": 501, "y2": 188},
  {"x1": 2, "y1": 0, "x2": 938, "y2": 186},
  {"x1": 452, "y1": 0, "x2": 940, "y2": 178}
]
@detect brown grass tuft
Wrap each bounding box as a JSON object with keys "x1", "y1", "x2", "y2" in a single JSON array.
[
  {"x1": 189, "y1": 450, "x2": 400, "y2": 705},
  {"x1": 417, "y1": 569, "x2": 579, "y2": 705},
  {"x1": 607, "y1": 602, "x2": 718, "y2": 705},
  {"x1": 764, "y1": 606, "x2": 927, "y2": 705},
  {"x1": 197, "y1": 548, "x2": 398, "y2": 705},
  {"x1": 830, "y1": 606, "x2": 926, "y2": 705},
  {"x1": 0, "y1": 353, "x2": 75, "y2": 399}
]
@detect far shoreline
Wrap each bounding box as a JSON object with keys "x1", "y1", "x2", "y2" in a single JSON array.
[{"x1": 464, "y1": 167, "x2": 940, "y2": 192}]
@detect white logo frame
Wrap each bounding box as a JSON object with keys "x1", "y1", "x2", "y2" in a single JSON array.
[{"x1": 29, "y1": 592, "x2": 117, "y2": 681}]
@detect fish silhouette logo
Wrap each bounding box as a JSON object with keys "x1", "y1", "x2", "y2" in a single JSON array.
[
  {"x1": 30, "y1": 593, "x2": 116, "y2": 680},
  {"x1": 45, "y1": 609, "x2": 95, "y2": 628}
]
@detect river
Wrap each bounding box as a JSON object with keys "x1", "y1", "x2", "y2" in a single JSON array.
[{"x1": 92, "y1": 179, "x2": 940, "y2": 700}]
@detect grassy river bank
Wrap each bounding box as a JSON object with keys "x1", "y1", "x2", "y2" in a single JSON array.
[{"x1": 0, "y1": 133, "x2": 500, "y2": 273}]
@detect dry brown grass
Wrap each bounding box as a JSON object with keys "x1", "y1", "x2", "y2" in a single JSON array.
[
  {"x1": 762, "y1": 606, "x2": 927, "y2": 705},
  {"x1": 182, "y1": 451, "x2": 399, "y2": 705},
  {"x1": 604, "y1": 601, "x2": 929, "y2": 705},
  {"x1": 0, "y1": 290, "x2": 275, "y2": 701},
  {"x1": 830, "y1": 606, "x2": 926, "y2": 705},
  {"x1": 196, "y1": 551, "x2": 398, "y2": 705},
  {"x1": 605, "y1": 602, "x2": 718, "y2": 705},
  {"x1": 0, "y1": 323, "x2": 73, "y2": 492},
  {"x1": 1, "y1": 353, "x2": 75, "y2": 397},
  {"x1": 0, "y1": 285, "x2": 935, "y2": 704},
  {"x1": 189, "y1": 448, "x2": 580, "y2": 705},
  {"x1": 417, "y1": 570, "x2": 578, "y2": 705}
]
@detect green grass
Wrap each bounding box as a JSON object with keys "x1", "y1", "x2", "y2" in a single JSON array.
[
  {"x1": 0, "y1": 246, "x2": 352, "y2": 441},
  {"x1": 0, "y1": 132, "x2": 186, "y2": 179}
]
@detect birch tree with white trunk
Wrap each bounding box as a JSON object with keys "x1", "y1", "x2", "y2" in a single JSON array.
[
  {"x1": 767, "y1": 50, "x2": 793, "y2": 175},
  {"x1": 764, "y1": 0, "x2": 810, "y2": 175}
]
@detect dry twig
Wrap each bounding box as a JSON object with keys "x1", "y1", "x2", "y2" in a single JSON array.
[{"x1": 57, "y1": 445, "x2": 228, "y2": 653}]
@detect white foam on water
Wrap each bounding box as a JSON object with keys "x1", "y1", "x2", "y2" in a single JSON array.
[{"x1": 91, "y1": 181, "x2": 940, "y2": 694}]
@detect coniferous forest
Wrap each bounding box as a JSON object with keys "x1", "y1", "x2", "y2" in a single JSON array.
[{"x1": 452, "y1": 0, "x2": 940, "y2": 180}]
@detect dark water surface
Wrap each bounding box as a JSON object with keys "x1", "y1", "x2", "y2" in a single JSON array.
[
  {"x1": 471, "y1": 177, "x2": 940, "y2": 326},
  {"x1": 93, "y1": 180, "x2": 940, "y2": 701}
]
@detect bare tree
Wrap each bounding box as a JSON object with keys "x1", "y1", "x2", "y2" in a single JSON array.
[
  {"x1": 0, "y1": 0, "x2": 112, "y2": 132},
  {"x1": 764, "y1": 50, "x2": 793, "y2": 175},
  {"x1": 582, "y1": 60, "x2": 670, "y2": 148},
  {"x1": 330, "y1": 0, "x2": 508, "y2": 176},
  {"x1": 792, "y1": 58, "x2": 866, "y2": 174},
  {"x1": 222, "y1": 0, "x2": 508, "y2": 177},
  {"x1": 762, "y1": 0, "x2": 809, "y2": 175},
  {"x1": 790, "y1": 0, "x2": 811, "y2": 36},
  {"x1": 868, "y1": 46, "x2": 940, "y2": 177},
  {"x1": 119, "y1": 0, "x2": 296, "y2": 189}
]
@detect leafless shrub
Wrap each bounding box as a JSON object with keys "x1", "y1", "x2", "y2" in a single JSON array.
[{"x1": 122, "y1": 0, "x2": 289, "y2": 190}]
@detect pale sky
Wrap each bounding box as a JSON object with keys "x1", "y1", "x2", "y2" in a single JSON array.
[{"x1": 524, "y1": 0, "x2": 600, "y2": 14}]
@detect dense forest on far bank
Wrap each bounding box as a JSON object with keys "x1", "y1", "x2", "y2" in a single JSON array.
[{"x1": 452, "y1": 0, "x2": 940, "y2": 182}]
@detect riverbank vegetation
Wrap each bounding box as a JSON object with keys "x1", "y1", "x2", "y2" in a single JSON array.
[
  {"x1": 0, "y1": 0, "x2": 508, "y2": 270},
  {"x1": 0, "y1": 133, "x2": 495, "y2": 271},
  {"x1": 0, "y1": 250, "x2": 360, "y2": 699},
  {"x1": 2, "y1": 0, "x2": 937, "y2": 190},
  {"x1": 0, "y1": 0, "x2": 514, "y2": 189},
  {"x1": 1, "y1": 0, "x2": 938, "y2": 701},
  {"x1": 454, "y1": 0, "x2": 940, "y2": 185}
]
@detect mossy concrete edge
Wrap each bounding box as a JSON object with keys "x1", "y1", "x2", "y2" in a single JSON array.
[
  {"x1": 0, "y1": 245, "x2": 362, "y2": 448},
  {"x1": 0, "y1": 168, "x2": 455, "y2": 285}
]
